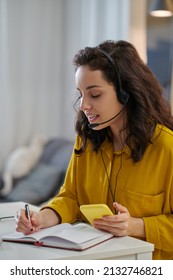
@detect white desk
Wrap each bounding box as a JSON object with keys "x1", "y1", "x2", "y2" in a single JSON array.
[{"x1": 0, "y1": 202, "x2": 154, "y2": 260}]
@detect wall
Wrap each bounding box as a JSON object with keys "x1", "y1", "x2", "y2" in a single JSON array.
[
  {"x1": 147, "y1": 0, "x2": 173, "y2": 101},
  {"x1": 0, "y1": 0, "x2": 147, "y2": 167}
]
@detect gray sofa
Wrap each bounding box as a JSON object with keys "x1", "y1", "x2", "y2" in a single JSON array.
[{"x1": 0, "y1": 138, "x2": 74, "y2": 205}]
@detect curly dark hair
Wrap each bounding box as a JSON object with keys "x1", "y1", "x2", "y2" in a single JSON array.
[{"x1": 73, "y1": 40, "x2": 173, "y2": 162}]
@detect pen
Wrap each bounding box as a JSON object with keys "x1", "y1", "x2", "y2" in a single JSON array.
[{"x1": 25, "y1": 204, "x2": 33, "y2": 231}]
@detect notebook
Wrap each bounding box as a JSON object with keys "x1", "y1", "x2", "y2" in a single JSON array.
[{"x1": 2, "y1": 222, "x2": 113, "y2": 251}]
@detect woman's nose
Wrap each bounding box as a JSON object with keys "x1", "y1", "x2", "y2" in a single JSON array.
[{"x1": 80, "y1": 96, "x2": 92, "y2": 111}]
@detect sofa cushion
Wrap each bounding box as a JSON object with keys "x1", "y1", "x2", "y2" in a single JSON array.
[
  {"x1": 3, "y1": 163, "x2": 64, "y2": 205},
  {"x1": 40, "y1": 139, "x2": 73, "y2": 168},
  {"x1": 0, "y1": 138, "x2": 74, "y2": 205}
]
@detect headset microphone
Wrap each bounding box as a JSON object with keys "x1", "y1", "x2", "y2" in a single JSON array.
[{"x1": 88, "y1": 106, "x2": 125, "y2": 129}]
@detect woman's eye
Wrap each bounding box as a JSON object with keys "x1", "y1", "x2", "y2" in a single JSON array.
[{"x1": 91, "y1": 94, "x2": 100, "y2": 98}]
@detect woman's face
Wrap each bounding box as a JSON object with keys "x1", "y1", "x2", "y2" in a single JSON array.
[{"x1": 75, "y1": 65, "x2": 124, "y2": 131}]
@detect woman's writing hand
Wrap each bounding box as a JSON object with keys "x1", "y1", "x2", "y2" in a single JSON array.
[
  {"x1": 15, "y1": 208, "x2": 60, "y2": 235},
  {"x1": 15, "y1": 209, "x2": 42, "y2": 235}
]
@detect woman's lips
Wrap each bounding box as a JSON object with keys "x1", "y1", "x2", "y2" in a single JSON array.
[{"x1": 87, "y1": 115, "x2": 99, "y2": 123}]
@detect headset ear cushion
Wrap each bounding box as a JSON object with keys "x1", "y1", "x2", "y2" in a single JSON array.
[{"x1": 120, "y1": 90, "x2": 129, "y2": 105}]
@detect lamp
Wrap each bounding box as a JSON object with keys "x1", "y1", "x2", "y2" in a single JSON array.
[{"x1": 149, "y1": 0, "x2": 173, "y2": 17}]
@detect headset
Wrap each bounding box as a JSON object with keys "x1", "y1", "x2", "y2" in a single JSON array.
[{"x1": 97, "y1": 48, "x2": 129, "y2": 105}]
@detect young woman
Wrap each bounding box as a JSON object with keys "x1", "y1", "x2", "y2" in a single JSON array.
[{"x1": 16, "y1": 40, "x2": 173, "y2": 259}]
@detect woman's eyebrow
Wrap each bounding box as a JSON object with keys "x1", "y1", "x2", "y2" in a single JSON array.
[
  {"x1": 86, "y1": 85, "x2": 102, "y2": 90},
  {"x1": 76, "y1": 85, "x2": 102, "y2": 91}
]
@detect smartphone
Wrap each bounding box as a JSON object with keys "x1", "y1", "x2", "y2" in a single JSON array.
[{"x1": 80, "y1": 204, "x2": 113, "y2": 224}]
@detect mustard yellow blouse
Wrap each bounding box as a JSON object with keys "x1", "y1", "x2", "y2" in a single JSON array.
[{"x1": 47, "y1": 124, "x2": 173, "y2": 259}]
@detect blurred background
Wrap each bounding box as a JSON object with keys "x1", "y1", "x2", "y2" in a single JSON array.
[{"x1": 0, "y1": 0, "x2": 173, "y2": 168}]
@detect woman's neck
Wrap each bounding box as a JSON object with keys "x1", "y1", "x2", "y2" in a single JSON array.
[
  {"x1": 111, "y1": 126, "x2": 127, "y2": 152},
  {"x1": 110, "y1": 111, "x2": 127, "y2": 151},
  {"x1": 113, "y1": 137, "x2": 124, "y2": 151}
]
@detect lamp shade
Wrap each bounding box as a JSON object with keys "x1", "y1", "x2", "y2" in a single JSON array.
[{"x1": 149, "y1": 0, "x2": 173, "y2": 17}]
